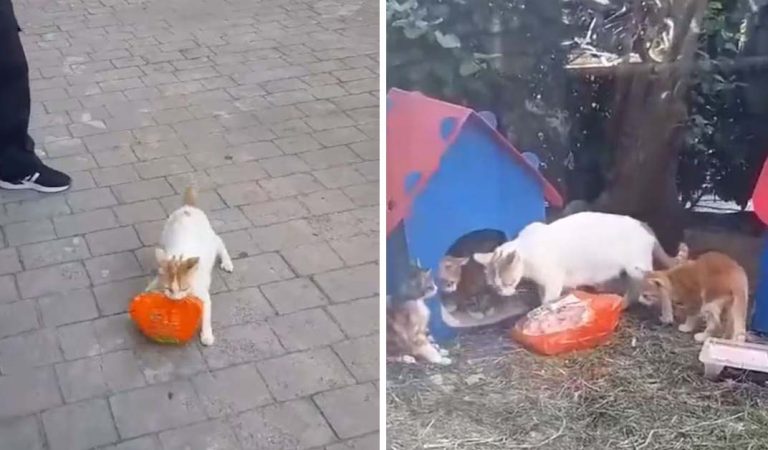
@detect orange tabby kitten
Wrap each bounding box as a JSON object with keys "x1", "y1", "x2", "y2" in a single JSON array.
[{"x1": 638, "y1": 251, "x2": 749, "y2": 342}]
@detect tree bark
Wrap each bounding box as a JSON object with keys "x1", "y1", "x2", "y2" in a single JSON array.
[{"x1": 592, "y1": 0, "x2": 709, "y2": 252}]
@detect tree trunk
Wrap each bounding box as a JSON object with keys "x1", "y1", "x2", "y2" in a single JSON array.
[{"x1": 593, "y1": 0, "x2": 709, "y2": 253}]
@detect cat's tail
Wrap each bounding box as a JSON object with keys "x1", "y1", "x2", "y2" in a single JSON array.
[
  {"x1": 183, "y1": 186, "x2": 197, "y2": 207},
  {"x1": 652, "y1": 241, "x2": 688, "y2": 269},
  {"x1": 727, "y1": 275, "x2": 749, "y2": 342}
]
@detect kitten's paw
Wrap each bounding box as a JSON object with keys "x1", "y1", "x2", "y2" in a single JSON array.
[
  {"x1": 220, "y1": 260, "x2": 234, "y2": 273},
  {"x1": 439, "y1": 348, "x2": 450, "y2": 357},
  {"x1": 402, "y1": 355, "x2": 416, "y2": 364},
  {"x1": 437, "y1": 357, "x2": 452, "y2": 365},
  {"x1": 694, "y1": 332, "x2": 709, "y2": 343},
  {"x1": 678, "y1": 322, "x2": 695, "y2": 333},
  {"x1": 659, "y1": 314, "x2": 674, "y2": 325},
  {"x1": 200, "y1": 332, "x2": 215, "y2": 346},
  {"x1": 443, "y1": 303, "x2": 458, "y2": 313}
]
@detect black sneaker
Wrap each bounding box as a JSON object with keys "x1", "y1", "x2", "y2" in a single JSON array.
[{"x1": 0, "y1": 164, "x2": 71, "y2": 193}]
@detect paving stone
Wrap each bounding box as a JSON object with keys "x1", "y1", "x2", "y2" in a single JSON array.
[
  {"x1": 281, "y1": 242, "x2": 345, "y2": 275},
  {"x1": 0, "y1": 415, "x2": 45, "y2": 450},
  {"x1": 42, "y1": 398, "x2": 118, "y2": 450},
  {"x1": 0, "y1": 300, "x2": 39, "y2": 339},
  {"x1": 55, "y1": 356, "x2": 110, "y2": 402},
  {"x1": 274, "y1": 134, "x2": 322, "y2": 154},
  {"x1": 93, "y1": 276, "x2": 149, "y2": 316},
  {"x1": 20, "y1": 236, "x2": 90, "y2": 270},
  {"x1": 327, "y1": 297, "x2": 378, "y2": 339},
  {"x1": 0, "y1": 247, "x2": 22, "y2": 275},
  {"x1": 93, "y1": 314, "x2": 144, "y2": 352},
  {"x1": 313, "y1": 166, "x2": 366, "y2": 189},
  {"x1": 92, "y1": 148, "x2": 138, "y2": 167},
  {"x1": 221, "y1": 251, "x2": 294, "y2": 289},
  {"x1": 134, "y1": 342, "x2": 206, "y2": 384},
  {"x1": 329, "y1": 233, "x2": 378, "y2": 266},
  {"x1": 260, "y1": 277, "x2": 328, "y2": 314},
  {"x1": 112, "y1": 179, "x2": 175, "y2": 203},
  {"x1": 159, "y1": 190, "x2": 226, "y2": 213},
  {"x1": 53, "y1": 209, "x2": 119, "y2": 237},
  {"x1": 269, "y1": 309, "x2": 344, "y2": 352},
  {"x1": 325, "y1": 433, "x2": 379, "y2": 450},
  {"x1": 98, "y1": 435, "x2": 162, "y2": 450},
  {"x1": 0, "y1": 197, "x2": 71, "y2": 225},
  {"x1": 109, "y1": 381, "x2": 206, "y2": 438},
  {"x1": 298, "y1": 189, "x2": 355, "y2": 215},
  {"x1": 259, "y1": 173, "x2": 323, "y2": 199},
  {"x1": 260, "y1": 154, "x2": 311, "y2": 177},
  {"x1": 201, "y1": 323, "x2": 284, "y2": 369},
  {"x1": 211, "y1": 287, "x2": 275, "y2": 328},
  {"x1": 241, "y1": 198, "x2": 308, "y2": 226},
  {"x1": 134, "y1": 220, "x2": 164, "y2": 246},
  {"x1": 134, "y1": 156, "x2": 193, "y2": 179},
  {"x1": 0, "y1": 275, "x2": 19, "y2": 304},
  {"x1": 86, "y1": 252, "x2": 143, "y2": 284},
  {"x1": 191, "y1": 363, "x2": 273, "y2": 418},
  {"x1": 113, "y1": 199, "x2": 167, "y2": 225},
  {"x1": 248, "y1": 219, "x2": 321, "y2": 252},
  {"x1": 0, "y1": 367, "x2": 62, "y2": 419},
  {"x1": 58, "y1": 321, "x2": 103, "y2": 360},
  {"x1": 206, "y1": 208, "x2": 252, "y2": 233},
  {"x1": 343, "y1": 183, "x2": 377, "y2": 207},
  {"x1": 66, "y1": 187, "x2": 118, "y2": 212},
  {"x1": 85, "y1": 226, "x2": 142, "y2": 256},
  {"x1": 4, "y1": 219, "x2": 57, "y2": 246},
  {"x1": 333, "y1": 335, "x2": 378, "y2": 382},
  {"x1": 257, "y1": 348, "x2": 354, "y2": 401},
  {"x1": 216, "y1": 182, "x2": 269, "y2": 207},
  {"x1": 0, "y1": 328, "x2": 62, "y2": 374},
  {"x1": 158, "y1": 419, "x2": 240, "y2": 450},
  {"x1": 314, "y1": 383, "x2": 378, "y2": 439},
  {"x1": 91, "y1": 166, "x2": 141, "y2": 186},
  {"x1": 313, "y1": 264, "x2": 378, "y2": 303},
  {"x1": 231, "y1": 399, "x2": 335, "y2": 450},
  {"x1": 17, "y1": 262, "x2": 90, "y2": 299},
  {"x1": 305, "y1": 146, "x2": 364, "y2": 174},
  {"x1": 100, "y1": 350, "x2": 147, "y2": 392},
  {"x1": 38, "y1": 288, "x2": 99, "y2": 327}
]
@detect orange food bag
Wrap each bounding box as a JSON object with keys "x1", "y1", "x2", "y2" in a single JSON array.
[
  {"x1": 129, "y1": 292, "x2": 203, "y2": 344},
  {"x1": 510, "y1": 290, "x2": 623, "y2": 356}
]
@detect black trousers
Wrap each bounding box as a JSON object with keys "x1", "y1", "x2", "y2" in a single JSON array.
[{"x1": 0, "y1": 0, "x2": 40, "y2": 181}]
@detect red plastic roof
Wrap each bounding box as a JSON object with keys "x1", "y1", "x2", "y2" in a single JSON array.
[
  {"x1": 386, "y1": 88, "x2": 563, "y2": 236},
  {"x1": 753, "y1": 156, "x2": 768, "y2": 226}
]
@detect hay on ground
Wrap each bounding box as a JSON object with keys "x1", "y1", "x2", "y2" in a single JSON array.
[{"x1": 387, "y1": 310, "x2": 768, "y2": 450}]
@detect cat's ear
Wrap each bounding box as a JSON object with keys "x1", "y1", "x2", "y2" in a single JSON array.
[
  {"x1": 473, "y1": 252, "x2": 494, "y2": 266},
  {"x1": 182, "y1": 257, "x2": 200, "y2": 272},
  {"x1": 457, "y1": 257, "x2": 470, "y2": 266},
  {"x1": 155, "y1": 248, "x2": 168, "y2": 264}
]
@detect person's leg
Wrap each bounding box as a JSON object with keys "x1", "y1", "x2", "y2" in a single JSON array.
[{"x1": 0, "y1": 0, "x2": 70, "y2": 192}]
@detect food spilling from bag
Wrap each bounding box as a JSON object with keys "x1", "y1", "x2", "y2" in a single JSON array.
[{"x1": 511, "y1": 290, "x2": 623, "y2": 356}]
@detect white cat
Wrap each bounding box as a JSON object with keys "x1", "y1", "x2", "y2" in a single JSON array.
[
  {"x1": 146, "y1": 187, "x2": 234, "y2": 346},
  {"x1": 473, "y1": 212, "x2": 683, "y2": 322}
]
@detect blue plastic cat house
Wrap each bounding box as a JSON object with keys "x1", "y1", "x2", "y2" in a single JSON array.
[
  {"x1": 749, "y1": 157, "x2": 768, "y2": 333},
  {"x1": 386, "y1": 89, "x2": 563, "y2": 342}
]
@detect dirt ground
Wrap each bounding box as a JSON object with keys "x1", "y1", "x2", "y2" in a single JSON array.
[{"x1": 387, "y1": 304, "x2": 768, "y2": 450}]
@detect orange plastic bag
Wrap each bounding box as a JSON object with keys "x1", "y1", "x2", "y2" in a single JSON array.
[
  {"x1": 510, "y1": 290, "x2": 623, "y2": 356},
  {"x1": 129, "y1": 292, "x2": 203, "y2": 345}
]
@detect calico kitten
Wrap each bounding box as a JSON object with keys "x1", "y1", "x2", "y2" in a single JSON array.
[
  {"x1": 387, "y1": 262, "x2": 450, "y2": 364},
  {"x1": 146, "y1": 187, "x2": 234, "y2": 346},
  {"x1": 438, "y1": 229, "x2": 506, "y2": 319},
  {"x1": 473, "y1": 212, "x2": 684, "y2": 308},
  {"x1": 638, "y1": 251, "x2": 749, "y2": 342}
]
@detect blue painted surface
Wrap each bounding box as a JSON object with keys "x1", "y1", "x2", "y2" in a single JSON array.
[
  {"x1": 399, "y1": 116, "x2": 546, "y2": 342},
  {"x1": 440, "y1": 117, "x2": 458, "y2": 140},
  {"x1": 404, "y1": 171, "x2": 422, "y2": 193},
  {"x1": 751, "y1": 237, "x2": 768, "y2": 333}
]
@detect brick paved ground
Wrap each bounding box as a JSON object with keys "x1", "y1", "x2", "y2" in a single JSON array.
[{"x1": 0, "y1": 0, "x2": 379, "y2": 447}]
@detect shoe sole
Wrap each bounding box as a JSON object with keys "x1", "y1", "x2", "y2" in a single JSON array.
[{"x1": 0, "y1": 180, "x2": 71, "y2": 193}]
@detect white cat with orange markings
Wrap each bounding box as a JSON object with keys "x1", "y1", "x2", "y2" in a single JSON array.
[
  {"x1": 473, "y1": 212, "x2": 685, "y2": 319},
  {"x1": 638, "y1": 251, "x2": 749, "y2": 342},
  {"x1": 146, "y1": 187, "x2": 234, "y2": 346}
]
